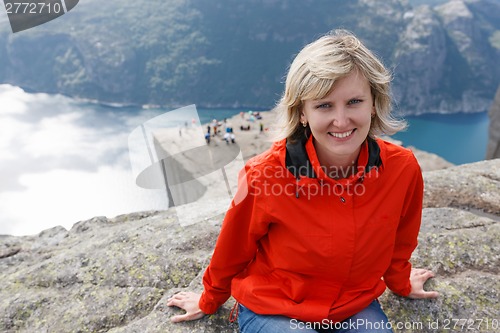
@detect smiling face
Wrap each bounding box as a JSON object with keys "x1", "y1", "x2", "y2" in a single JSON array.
[{"x1": 301, "y1": 69, "x2": 374, "y2": 169}]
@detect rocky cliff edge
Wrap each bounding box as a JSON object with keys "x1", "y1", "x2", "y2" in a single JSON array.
[{"x1": 1, "y1": 163, "x2": 499, "y2": 332}]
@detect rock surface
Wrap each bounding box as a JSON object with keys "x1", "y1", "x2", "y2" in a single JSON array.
[
  {"x1": 423, "y1": 159, "x2": 500, "y2": 214},
  {"x1": 486, "y1": 85, "x2": 500, "y2": 159},
  {"x1": 1, "y1": 156, "x2": 498, "y2": 332},
  {"x1": 409, "y1": 147, "x2": 454, "y2": 171}
]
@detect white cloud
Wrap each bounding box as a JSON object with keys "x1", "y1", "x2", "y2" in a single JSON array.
[
  {"x1": 0, "y1": 167, "x2": 169, "y2": 236},
  {"x1": 21, "y1": 111, "x2": 127, "y2": 163},
  {"x1": 0, "y1": 85, "x2": 170, "y2": 236},
  {"x1": 0, "y1": 117, "x2": 32, "y2": 160},
  {"x1": 23, "y1": 112, "x2": 89, "y2": 158},
  {"x1": 0, "y1": 84, "x2": 30, "y2": 114}
]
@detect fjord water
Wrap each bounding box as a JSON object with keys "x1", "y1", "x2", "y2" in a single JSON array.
[{"x1": 392, "y1": 112, "x2": 489, "y2": 165}]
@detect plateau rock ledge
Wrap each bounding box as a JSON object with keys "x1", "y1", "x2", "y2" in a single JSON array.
[{"x1": 0, "y1": 160, "x2": 498, "y2": 332}]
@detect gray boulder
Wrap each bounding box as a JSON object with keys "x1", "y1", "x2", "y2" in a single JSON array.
[
  {"x1": 0, "y1": 160, "x2": 499, "y2": 332},
  {"x1": 423, "y1": 159, "x2": 500, "y2": 214},
  {"x1": 380, "y1": 207, "x2": 499, "y2": 333}
]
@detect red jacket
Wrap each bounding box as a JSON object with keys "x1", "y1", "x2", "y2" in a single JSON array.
[{"x1": 199, "y1": 136, "x2": 423, "y2": 323}]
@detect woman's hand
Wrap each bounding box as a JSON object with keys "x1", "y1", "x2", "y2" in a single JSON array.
[
  {"x1": 407, "y1": 268, "x2": 439, "y2": 299},
  {"x1": 167, "y1": 291, "x2": 205, "y2": 322}
]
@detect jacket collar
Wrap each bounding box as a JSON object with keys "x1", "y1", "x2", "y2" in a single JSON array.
[{"x1": 285, "y1": 135, "x2": 382, "y2": 181}]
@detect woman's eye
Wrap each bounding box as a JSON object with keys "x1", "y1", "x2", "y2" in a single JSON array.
[
  {"x1": 348, "y1": 99, "x2": 362, "y2": 105},
  {"x1": 316, "y1": 103, "x2": 331, "y2": 109}
]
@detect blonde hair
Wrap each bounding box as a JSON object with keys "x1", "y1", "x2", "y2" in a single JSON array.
[{"x1": 273, "y1": 29, "x2": 406, "y2": 142}]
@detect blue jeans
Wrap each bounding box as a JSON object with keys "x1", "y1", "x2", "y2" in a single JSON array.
[{"x1": 237, "y1": 300, "x2": 394, "y2": 333}]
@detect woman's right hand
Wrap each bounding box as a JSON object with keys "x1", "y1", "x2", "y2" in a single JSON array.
[{"x1": 167, "y1": 291, "x2": 205, "y2": 322}]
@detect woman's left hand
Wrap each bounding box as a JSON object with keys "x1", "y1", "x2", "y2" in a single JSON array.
[{"x1": 407, "y1": 268, "x2": 439, "y2": 299}]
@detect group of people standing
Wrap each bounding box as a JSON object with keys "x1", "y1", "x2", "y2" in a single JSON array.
[{"x1": 205, "y1": 118, "x2": 236, "y2": 145}]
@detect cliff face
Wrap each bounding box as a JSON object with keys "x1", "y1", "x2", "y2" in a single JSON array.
[
  {"x1": 486, "y1": 85, "x2": 500, "y2": 159},
  {"x1": 0, "y1": 0, "x2": 498, "y2": 113},
  {"x1": 392, "y1": 5, "x2": 449, "y2": 113},
  {"x1": 392, "y1": 0, "x2": 500, "y2": 114},
  {"x1": 0, "y1": 159, "x2": 498, "y2": 332}
]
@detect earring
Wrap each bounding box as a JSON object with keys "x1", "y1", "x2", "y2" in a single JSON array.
[{"x1": 302, "y1": 121, "x2": 307, "y2": 127}]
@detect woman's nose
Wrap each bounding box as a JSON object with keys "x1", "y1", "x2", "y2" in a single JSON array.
[{"x1": 331, "y1": 109, "x2": 348, "y2": 128}]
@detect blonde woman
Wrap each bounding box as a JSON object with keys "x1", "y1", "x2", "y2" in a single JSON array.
[{"x1": 168, "y1": 29, "x2": 438, "y2": 333}]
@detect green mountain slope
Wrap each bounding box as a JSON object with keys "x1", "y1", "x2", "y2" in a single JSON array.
[{"x1": 0, "y1": 0, "x2": 498, "y2": 114}]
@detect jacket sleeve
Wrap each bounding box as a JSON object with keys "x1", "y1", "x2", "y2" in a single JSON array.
[
  {"x1": 383, "y1": 155, "x2": 423, "y2": 296},
  {"x1": 198, "y1": 164, "x2": 270, "y2": 314}
]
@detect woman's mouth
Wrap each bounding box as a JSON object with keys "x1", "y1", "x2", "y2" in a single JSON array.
[{"x1": 328, "y1": 129, "x2": 355, "y2": 139}]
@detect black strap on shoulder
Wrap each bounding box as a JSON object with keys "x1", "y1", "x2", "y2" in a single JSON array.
[
  {"x1": 285, "y1": 136, "x2": 383, "y2": 179},
  {"x1": 366, "y1": 137, "x2": 382, "y2": 173},
  {"x1": 285, "y1": 137, "x2": 316, "y2": 179}
]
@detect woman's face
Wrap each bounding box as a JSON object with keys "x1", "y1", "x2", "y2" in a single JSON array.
[{"x1": 301, "y1": 70, "x2": 374, "y2": 167}]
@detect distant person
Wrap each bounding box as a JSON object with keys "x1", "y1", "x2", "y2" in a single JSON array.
[
  {"x1": 259, "y1": 122, "x2": 264, "y2": 134},
  {"x1": 204, "y1": 132, "x2": 210, "y2": 145},
  {"x1": 222, "y1": 121, "x2": 227, "y2": 134},
  {"x1": 168, "y1": 29, "x2": 438, "y2": 332},
  {"x1": 212, "y1": 119, "x2": 218, "y2": 136}
]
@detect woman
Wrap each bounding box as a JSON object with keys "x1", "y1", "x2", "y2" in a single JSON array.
[{"x1": 167, "y1": 29, "x2": 438, "y2": 332}]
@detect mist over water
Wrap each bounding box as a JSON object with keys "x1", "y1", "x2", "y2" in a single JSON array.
[
  {"x1": 0, "y1": 84, "x2": 489, "y2": 235},
  {"x1": 0, "y1": 85, "x2": 171, "y2": 236}
]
